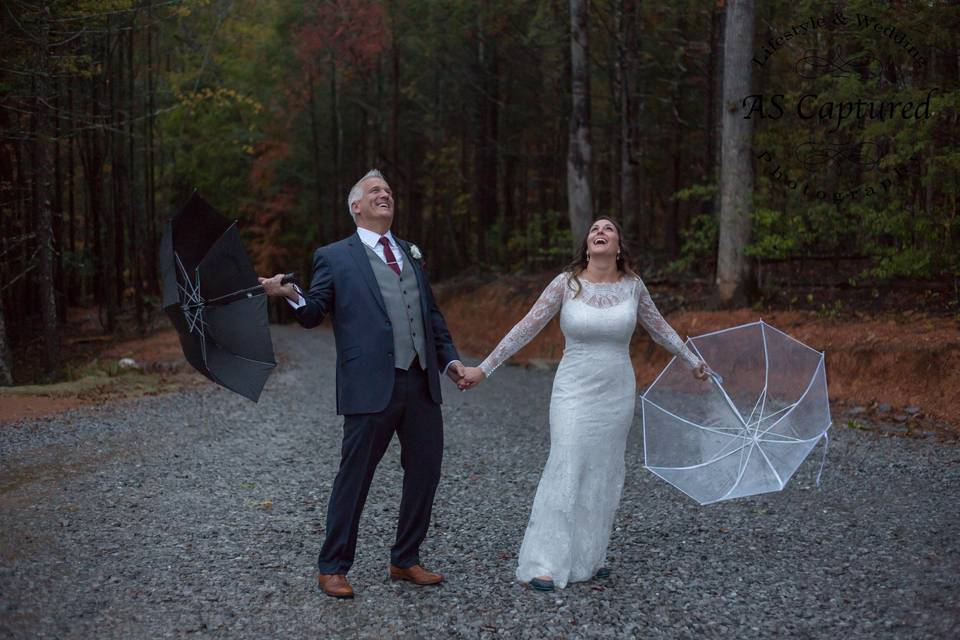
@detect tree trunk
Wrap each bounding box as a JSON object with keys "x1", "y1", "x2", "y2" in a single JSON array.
[
  {"x1": 81, "y1": 55, "x2": 108, "y2": 327},
  {"x1": 146, "y1": 0, "x2": 159, "y2": 294},
  {"x1": 330, "y1": 56, "x2": 343, "y2": 239},
  {"x1": 0, "y1": 292, "x2": 11, "y2": 386},
  {"x1": 67, "y1": 78, "x2": 78, "y2": 305},
  {"x1": 128, "y1": 29, "x2": 144, "y2": 334},
  {"x1": 111, "y1": 27, "x2": 127, "y2": 317},
  {"x1": 94, "y1": 28, "x2": 117, "y2": 332},
  {"x1": 668, "y1": 106, "x2": 682, "y2": 257},
  {"x1": 708, "y1": 0, "x2": 726, "y2": 226},
  {"x1": 566, "y1": 0, "x2": 593, "y2": 246},
  {"x1": 308, "y1": 72, "x2": 325, "y2": 245},
  {"x1": 35, "y1": 6, "x2": 60, "y2": 379},
  {"x1": 716, "y1": 0, "x2": 756, "y2": 306},
  {"x1": 473, "y1": 5, "x2": 498, "y2": 263},
  {"x1": 53, "y1": 86, "x2": 66, "y2": 323},
  {"x1": 616, "y1": 0, "x2": 639, "y2": 236}
]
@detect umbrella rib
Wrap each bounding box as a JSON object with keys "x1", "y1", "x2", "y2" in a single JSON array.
[
  {"x1": 221, "y1": 351, "x2": 277, "y2": 367},
  {"x1": 201, "y1": 334, "x2": 277, "y2": 367},
  {"x1": 757, "y1": 432, "x2": 806, "y2": 443},
  {"x1": 646, "y1": 439, "x2": 752, "y2": 471},
  {"x1": 642, "y1": 399, "x2": 752, "y2": 440},
  {"x1": 755, "y1": 442, "x2": 785, "y2": 489},
  {"x1": 755, "y1": 323, "x2": 771, "y2": 437},
  {"x1": 689, "y1": 341, "x2": 750, "y2": 428},
  {"x1": 175, "y1": 253, "x2": 206, "y2": 335},
  {"x1": 687, "y1": 319, "x2": 763, "y2": 341},
  {"x1": 746, "y1": 385, "x2": 767, "y2": 432},
  {"x1": 641, "y1": 340, "x2": 692, "y2": 398},
  {"x1": 718, "y1": 442, "x2": 756, "y2": 502},
  {"x1": 755, "y1": 401, "x2": 797, "y2": 423},
  {"x1": 711, "y1": 431, "x2": 754, "y2": 462},
  {"x1": 757, "y1": 356, "x2": 826, "y2": 439},
  {"x1": 762, "y1": 321, "x2": 825, "y2": 357},
  {"x1": 759, "y1": 432, "x2": 824, "y2": 446}
]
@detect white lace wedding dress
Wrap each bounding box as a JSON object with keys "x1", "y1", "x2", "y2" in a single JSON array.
[{"x1": 478, "y1": 272, "x2": 700, "y2": 588}]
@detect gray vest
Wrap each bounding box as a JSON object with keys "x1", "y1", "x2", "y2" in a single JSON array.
[{"x1": 364, "y1": 244, "x2": 428, "y2": 370}]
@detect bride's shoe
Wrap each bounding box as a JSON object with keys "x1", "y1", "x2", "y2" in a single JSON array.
[
  {"x1": 594, "y1": 567, "x2": 611, "y2": 579},
  {"x1": 529, "y1": 576, "x2": 555, "y2": 592}
]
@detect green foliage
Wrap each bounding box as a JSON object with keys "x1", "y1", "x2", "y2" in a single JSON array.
[
  {"x1": 749, "y1": 0, "x2": 960, "y2": 280},
  {"x1": 668, "y1": 213, "x2": 717, "y2": 275}
]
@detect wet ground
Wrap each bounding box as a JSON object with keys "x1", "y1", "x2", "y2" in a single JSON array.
[{"x1": 1, "y1": 325, "x2": 958, "y2": 639}]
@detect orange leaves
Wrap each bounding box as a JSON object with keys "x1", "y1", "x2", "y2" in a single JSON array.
[
  {"x1": 245, "y1": 184, "x2": 298, "y2": 275},
  {"x1": 295, "y1": 0, "x2": 392, "y2": 78}
]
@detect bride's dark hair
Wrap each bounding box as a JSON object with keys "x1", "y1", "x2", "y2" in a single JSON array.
[{"x1": 563, "y1": 216, "x2": 639, "y2": 297}]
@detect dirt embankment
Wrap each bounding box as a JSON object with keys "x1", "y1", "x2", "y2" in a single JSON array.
[
  {"x1": 0, "y1": 330, "x2": 199, "y2": 424},
  {"x1": 4, "y1": 275, "x2": 957, "y2": 431},
  {"x1": 436, "y1": 274, "x2": 960, "y2": 428}
]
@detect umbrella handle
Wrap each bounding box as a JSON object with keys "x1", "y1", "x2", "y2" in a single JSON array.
[{"x1": 201, "y1": 273, "x2": 298, "y2": 307}]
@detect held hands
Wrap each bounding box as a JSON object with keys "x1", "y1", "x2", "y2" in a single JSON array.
[
  {"x1": 258, "y1": 273, "x2": 298, "y2": 302},
  {"x1": 444, "y1": 362, "x2": 485, "y2": 391},
  {"x1": 445, "y1": 361, "x2": 466, "y2": 385},
  {"x1": 457, "y1": 366, "x2": 486, "y2": 391}
]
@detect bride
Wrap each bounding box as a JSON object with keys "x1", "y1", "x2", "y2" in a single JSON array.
[{"x1": 459, "y1": 216, "x2": 709, "y2": 591}]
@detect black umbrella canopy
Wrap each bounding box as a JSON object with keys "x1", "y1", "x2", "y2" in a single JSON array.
[{"x1": 161, "y1": 192, "x2": 277, "y2": 402}]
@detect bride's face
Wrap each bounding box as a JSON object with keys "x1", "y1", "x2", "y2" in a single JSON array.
[{"x1": 586, "y1": 219, "x2": 620, "y2": 259}]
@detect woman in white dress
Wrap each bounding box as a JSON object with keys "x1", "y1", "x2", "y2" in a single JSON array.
[{"x1": 459, "y1": 217, "x2": 709, "y2": 591}]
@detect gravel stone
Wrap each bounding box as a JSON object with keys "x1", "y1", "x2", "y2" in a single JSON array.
[{"x1": 1, "y1": 325, "x2": 958, "y2": 639}]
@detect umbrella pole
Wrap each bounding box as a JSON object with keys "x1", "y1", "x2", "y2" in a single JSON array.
[
  {"x1": 201, "y1": 273, "x2": 297, "y2": 307},
  {"x1": 709, "y1": 372, "x2": 749, "y2": 429}
]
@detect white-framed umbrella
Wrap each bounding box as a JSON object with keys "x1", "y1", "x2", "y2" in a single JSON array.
[{"x1": 642, "y1": 320, "x2": 831, "y2": 505}]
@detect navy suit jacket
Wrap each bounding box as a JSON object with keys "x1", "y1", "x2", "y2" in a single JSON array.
[{"x1": 294, "y1": 232, "x2": 460, "y2": 415}]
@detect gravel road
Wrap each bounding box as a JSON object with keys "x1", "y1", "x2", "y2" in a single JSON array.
[{"x1": 1, "y1": 325, "x2": 958, "y2": 639}]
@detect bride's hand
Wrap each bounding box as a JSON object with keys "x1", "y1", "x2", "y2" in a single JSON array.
[
  {"x1": 458, "y1": 367, "x2": 486, "y2": 391},
  {"x1": 692, "y1": 362, "x2": 711, "y2": 381}
]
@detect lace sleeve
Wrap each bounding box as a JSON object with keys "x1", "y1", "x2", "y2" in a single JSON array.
[
  {"x1": 478, "y1": 273, "x2": 567, "y2": 377},
  {"x1": 634, "y1": 278, "x2": 702, "y2": 369}
]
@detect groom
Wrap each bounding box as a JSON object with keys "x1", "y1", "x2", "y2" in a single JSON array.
[{"x1": 260, "y1": 170, "x2": 465, "y2": 599}]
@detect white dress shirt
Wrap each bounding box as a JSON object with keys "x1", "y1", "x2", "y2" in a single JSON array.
[
  {"x1": 284, "y1": 227, "x2": 461, "y2": 376},
  {"x1": 286, "y1": 228, "x2": 401, "y2": 310}
]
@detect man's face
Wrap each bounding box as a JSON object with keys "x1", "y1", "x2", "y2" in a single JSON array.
[{"x1": 353, "y1": 177, "x2": 394, "y2": 227}]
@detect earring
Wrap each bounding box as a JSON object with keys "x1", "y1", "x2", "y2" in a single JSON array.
[
  {"x1": 586, "y1": 252, "x2": 590, "y2": 262},
  {"x1": 617, "y1": 250, "x2": 621, "y2": 259}
]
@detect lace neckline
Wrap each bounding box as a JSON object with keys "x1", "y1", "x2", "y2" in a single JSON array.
[{"x1": 576, "y1": 276, "x2": 630, "y2": 287}]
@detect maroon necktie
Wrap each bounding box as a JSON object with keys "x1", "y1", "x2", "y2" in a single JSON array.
[{"x1": 378, "y1": 236, "x2": 401, "y2": 276}]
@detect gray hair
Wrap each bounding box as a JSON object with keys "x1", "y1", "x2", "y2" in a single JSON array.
[{"x1": 347, "y1": 169, "x2": 385, "y2": 221}]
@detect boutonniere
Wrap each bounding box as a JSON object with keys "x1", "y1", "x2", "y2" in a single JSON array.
[{"x1": 409, "y1": 244, "x2": 423, "y2": 260}]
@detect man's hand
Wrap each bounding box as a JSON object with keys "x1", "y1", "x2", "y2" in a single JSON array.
[
  {"x1": 457, "y1": 366, "x2": 486, "y2": 391},
  {"x1": 693, "y1": 361, "x2": 711, "y2": 381},
  {"x1": 259, "y1": 273, "x2": 298, "y2": 302},
  {"x1": 445, "y1": 361, "x2": 466, "y2": 385}
]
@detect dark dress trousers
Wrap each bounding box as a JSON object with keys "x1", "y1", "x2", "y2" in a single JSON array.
[{"x1": 294, "y1": 232, "x2": 459, "y2": 573}]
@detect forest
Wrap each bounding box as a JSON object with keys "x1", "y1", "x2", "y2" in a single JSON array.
[{"x1": 1, "y1": 0, "x2": 958, "y2": 384}]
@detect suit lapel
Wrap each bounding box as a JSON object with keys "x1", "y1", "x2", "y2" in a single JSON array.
[{"x1": 347, "y1": 233, "x2": 388, "y2": 316}]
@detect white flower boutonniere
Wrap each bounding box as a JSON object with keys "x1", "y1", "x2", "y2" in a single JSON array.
[{"x1": 409, "y1": 244, "x2": 423, "y2": 260}]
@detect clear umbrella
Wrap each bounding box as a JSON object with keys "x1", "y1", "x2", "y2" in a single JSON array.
[{"x1": 642, "y1": 320, "x2": 831, "y2": 505}]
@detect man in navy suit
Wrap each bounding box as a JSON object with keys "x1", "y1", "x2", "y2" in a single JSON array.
[{"x1": 260, "y1": 170, "x2": 465, "y2": 599}]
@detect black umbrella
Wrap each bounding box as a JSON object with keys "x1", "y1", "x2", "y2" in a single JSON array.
[{"x1": 160, "y1": 192, "x2": 293, "y2": 401}]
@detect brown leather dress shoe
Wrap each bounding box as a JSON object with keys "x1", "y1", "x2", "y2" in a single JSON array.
[
  {"x1": 317, "y1": 573, "x2": 354, "y2": 599},
  {"x1": 389, "y1": 564, "x2": 444, "y2": 585}
]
